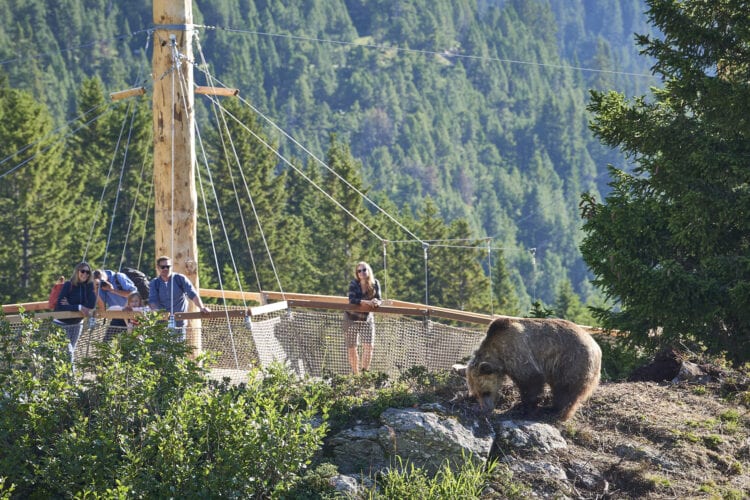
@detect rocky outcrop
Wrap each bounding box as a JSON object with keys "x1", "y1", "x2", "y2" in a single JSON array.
[
  {"x1": 326, "y1": 404, "x2": 609, "y2": 496},
  {"x1": 328, "y1": 404, "x2": 494, "y2": 475}
]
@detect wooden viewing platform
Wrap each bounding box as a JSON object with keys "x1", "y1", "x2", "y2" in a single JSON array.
[{"x1": 1, "y1": 289, "x2": 496, "y2": 327}]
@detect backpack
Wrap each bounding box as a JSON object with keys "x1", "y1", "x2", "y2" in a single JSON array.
[
  {"x1": 120, "y1": 266, "x2": 151, "y2": 301},
  {"x1": 48, "y1": 276, "x2": 66, "y2": 310}
]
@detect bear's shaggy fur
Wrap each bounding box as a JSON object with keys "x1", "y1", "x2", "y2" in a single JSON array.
[{"x1": 466, "y1": 317, "x2": 601, "y2": 421}]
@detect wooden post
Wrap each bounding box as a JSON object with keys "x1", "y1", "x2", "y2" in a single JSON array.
[{"x1": 152, "y1": 0, "x2": 201, "y2": 354}]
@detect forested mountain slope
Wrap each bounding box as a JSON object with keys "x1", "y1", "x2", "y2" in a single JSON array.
[{"x1": 0, "y1": 0, "x2": 659, "y2": 309}]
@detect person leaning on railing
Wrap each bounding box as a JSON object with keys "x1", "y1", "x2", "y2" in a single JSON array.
[
  {"x1": 148, "y1": 256, "x2": 211, "y2": 338},
  {"x1": 344, "y1": 261, "x2": 381, "y2": 374},
  {"x1": 53, "y1": 262, "x2": 97, "y2": 364}
]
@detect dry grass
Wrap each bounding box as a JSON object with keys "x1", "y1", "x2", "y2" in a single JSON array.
[
  {"x1": 432, "y1": 360, "x2": 750, "y2": 498},
  {"x1": 490, "y1": 379, "x2": 750, "y2": 498}
]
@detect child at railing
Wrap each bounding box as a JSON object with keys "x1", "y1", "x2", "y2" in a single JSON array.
[{"x1": 123, "y1": 291, "x2": 149, "y2": 333}]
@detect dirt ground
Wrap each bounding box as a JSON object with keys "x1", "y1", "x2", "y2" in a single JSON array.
[{"x1": 477, "y1": 372, "x2": 750, "y2": 498}]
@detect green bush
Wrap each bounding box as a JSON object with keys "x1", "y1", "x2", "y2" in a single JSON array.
[
  {"x1": 594, "y1": 334, "x2": 650, "y2": 381},
  {"x1": 0, "y1": 314, "x2": 330, "y2": 498},
  {"x1": 368, "y1": 455, "x2": 496, "y2": 499}
]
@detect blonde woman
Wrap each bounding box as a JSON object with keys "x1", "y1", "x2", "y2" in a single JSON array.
[{"x1": 344, "y1": 261, "x2": 382, "y2": 374}]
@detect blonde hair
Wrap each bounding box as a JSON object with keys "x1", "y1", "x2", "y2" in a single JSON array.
[
  {"x1": 354, "y1": 261, "x2": 376, "y2": 298},
  {"x1": 70, "y1": 262, "x2": 93, "y2": 286}
]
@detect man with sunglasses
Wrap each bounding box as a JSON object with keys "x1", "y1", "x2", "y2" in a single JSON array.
[{"x1": 148, "y1": 256, "x2": 210, "y2": 334}]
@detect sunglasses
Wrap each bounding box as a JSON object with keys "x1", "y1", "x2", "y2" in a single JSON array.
[
  {"x1": 160, "y1": 265, "x2": 172, "y2": 270},
  {"x1": 357, "y1": 268, "x2": 367, "y2": 273},
  {"x1": 79, "y1": 269, "x2": 91, "y2": 274}
]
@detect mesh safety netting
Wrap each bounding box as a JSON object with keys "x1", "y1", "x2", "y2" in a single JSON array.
[{"x1": 7, "y1": 306, "x2": 485, "y2": 383}]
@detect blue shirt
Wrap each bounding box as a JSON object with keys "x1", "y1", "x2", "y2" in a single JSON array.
[
  {"x1": 98, "y1": 270, "x2": 137, "y2": 309},
  {"x1": 148, "y1": 273, "x2": 198, "y2": 315}
]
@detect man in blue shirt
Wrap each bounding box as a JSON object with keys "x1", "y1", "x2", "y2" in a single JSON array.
[
  {"x1": 148, "y1": 256, "x2": 211, "y2": 332},
  {"x1": 94, "y1": 269, "x2": 138, "y2": 339}
]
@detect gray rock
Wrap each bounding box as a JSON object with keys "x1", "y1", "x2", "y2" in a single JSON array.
[
  {"x1": 672, "y1": 361, "x2": 710, "y2": 384},
  {"x1": 328, "y1": 407, "x2": 494, "y2": 476},
  {"x1": 503, "y1": 456, "x2": 568, "y2": 481},
  {"x1": 567, "y1": 460, "x2": 608, "y2": 491},
  {"x1": 614, "y1": 443, "x2": 680, "y2": 471},
  {"x1": 378, "y1": 407, "x2": 495, "y2": 474},
  {"x1": 494, "y1": 419, "x2": 568, "y2": 454},
  {"x1": 329, "y1": 425, "x2": 387, "y2": 475},
  {"x1": 329, "y1": 474, "x2": 360, "y2": 496}
]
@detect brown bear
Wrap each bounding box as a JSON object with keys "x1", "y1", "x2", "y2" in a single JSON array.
[{"x1": 466, "y1": 317, "x2": 601, "y2": 421}]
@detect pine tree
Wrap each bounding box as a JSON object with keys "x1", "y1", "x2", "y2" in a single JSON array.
[
  {"x1": 200, "y1": 97, "x2": 291, "y2": 293},
  {"x1": 66, "y1": 78, "x2": 152, "y2": 269},
  {"x1": 582, "y1": 0, "x2": 750, "y2": 363},
  {"x1": 316, "y1": 135, "x2": 374, "y2": 295},
  {"x1": 0, "y1": 85, "x2": 88, "y2": 302},
  {"x1": 554, "y1": 278, "x2": 595, "y2": 325},
  {"x1": 492, "y1": 247, "x2": 521, "y2": 316}
]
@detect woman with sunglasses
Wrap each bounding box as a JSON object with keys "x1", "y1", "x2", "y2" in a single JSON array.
[
  {"x1": 344, "y1": 261, "x2": 381, "y2": 374},
  {"x1": 53, "y1": 261, "x2": 97, "y2": 364}
]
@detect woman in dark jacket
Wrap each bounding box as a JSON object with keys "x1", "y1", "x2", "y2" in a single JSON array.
[
  {"x1": 344, "y1": 261, "x2": 381, "y2": 374},
  {"x1": 54, "y1": 261, "x2": 96, "y2": 363}
]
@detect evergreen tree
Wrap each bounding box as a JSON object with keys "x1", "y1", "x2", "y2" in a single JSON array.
[
  {"x1": 554, "y1": 278, "x2": 595, "y2": 325},
  {"x1": 411, "y1": 199, "x2": 490, "y2": 311},
  {"x1": 69, "y1": 79, "x2": 152, "y2": 269},
  {"x1": 0, "y1": 0, "x2": 661, "y2": 312},
  {"x1": 492, "y1": 247, "x2": 521, "y2": 316},
  {"x1": 316, "y1": 135, "x2": 373, "y2": 295},
  {"x1": 414, "y1": 198, "x2": 448, "y2": 307},
  {"x1": 371, "y1": 198, "x2": 423, "y2": 303},
  {"x1": 582, "y1": 0, "x2": 750, "y2": 363},
  {"x1": 0, "y1": 84, "x2": 88, "y2": 302},
  {"x1": 200, "y1": 97, "x2": 292, "y2": 293},
  {"x1": 441, "y1": 218, "x2": 492, "y2": 313}
]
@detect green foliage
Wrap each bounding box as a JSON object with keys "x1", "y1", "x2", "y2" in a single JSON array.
[
  {"x1": 282, "y1": 462, "x2": 340, "y2": 499},
  {"x1": 367, "y1": 455, "x2": 497, "y2": 499},
  {"x1": 0, "y1": 83, "x2": 89, "y2": 303},
  {"x1": 0, "y1": 477, "x2": 13, "y2": 500},
  {"x1": 70, "y1": 78, "x2": 154, "y2": 270},
  {"x1": 325, "y1": 370, "x2": 402, "y2": 428},
  {"x1": 595, "y1": 334, "x2": 650, "y2": 381},
  {"x1": 528, "y1": 300, "x2": 555, "y2": 318},
  {"x1": 582, "y1": 0, "x2": 750, "y2": 364},
  {"x1": 323, "y1": 368, "x2": 465, "y2": 431},
  {"x1": 554, "y1": 279, "x2": 597, "y2": 326},
  {"x1": 0, "y1": 0, "x2": 660, "y2": 311},
  {"x1": 493, "y1": 248, "x2": 522, "y2": 316},
  {"x1": 0, "y1": 315, "x2": 330, "y2": 498}
]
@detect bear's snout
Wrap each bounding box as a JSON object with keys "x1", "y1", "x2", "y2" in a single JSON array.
[{"x1": 477, "y1": 392, "x2": 496, "y2": 413}]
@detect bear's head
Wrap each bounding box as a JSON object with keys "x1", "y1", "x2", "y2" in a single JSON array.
[{"x1": 466, "y1": 356, "x2": 504, "y2": 412}]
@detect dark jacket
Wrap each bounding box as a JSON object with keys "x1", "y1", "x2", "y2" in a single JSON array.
[
  {"x1": 347, "y1": 279, "x2": 381, "y2": 321},
  {"x1": 55, "y1": 281, "x2": 96, "y2": 325}
]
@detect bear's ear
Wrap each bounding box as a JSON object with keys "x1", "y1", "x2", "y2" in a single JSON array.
[
  {"x1": 478, "y1": 361, "x2": 497, "y2": 375},
  {"x1": 487, "y1": 317, "x2": 511, "y2": 338}
]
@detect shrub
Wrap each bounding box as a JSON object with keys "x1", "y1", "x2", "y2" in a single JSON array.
[
  {"x1": 368, "y1": 455, "x2": 496, "y2": 499},
  {"x1": 0, "y1": 315, "x2": 330, "y2": 498},
  {"x1": 595, "y1": 334, "x2": 650, "y2": 381}
]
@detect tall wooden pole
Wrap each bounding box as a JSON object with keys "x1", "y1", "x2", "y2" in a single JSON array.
[{"x1": 152, "y1": 0, "x2": 201, "y2": 352}]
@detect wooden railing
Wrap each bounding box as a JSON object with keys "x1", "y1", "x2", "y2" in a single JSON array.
[
  {"x1": 1, "y1": 290, "x2": 612, "y2": 336},
  {"x1": 2, "y1": 289, "x2": 496, "y2": 326}
]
